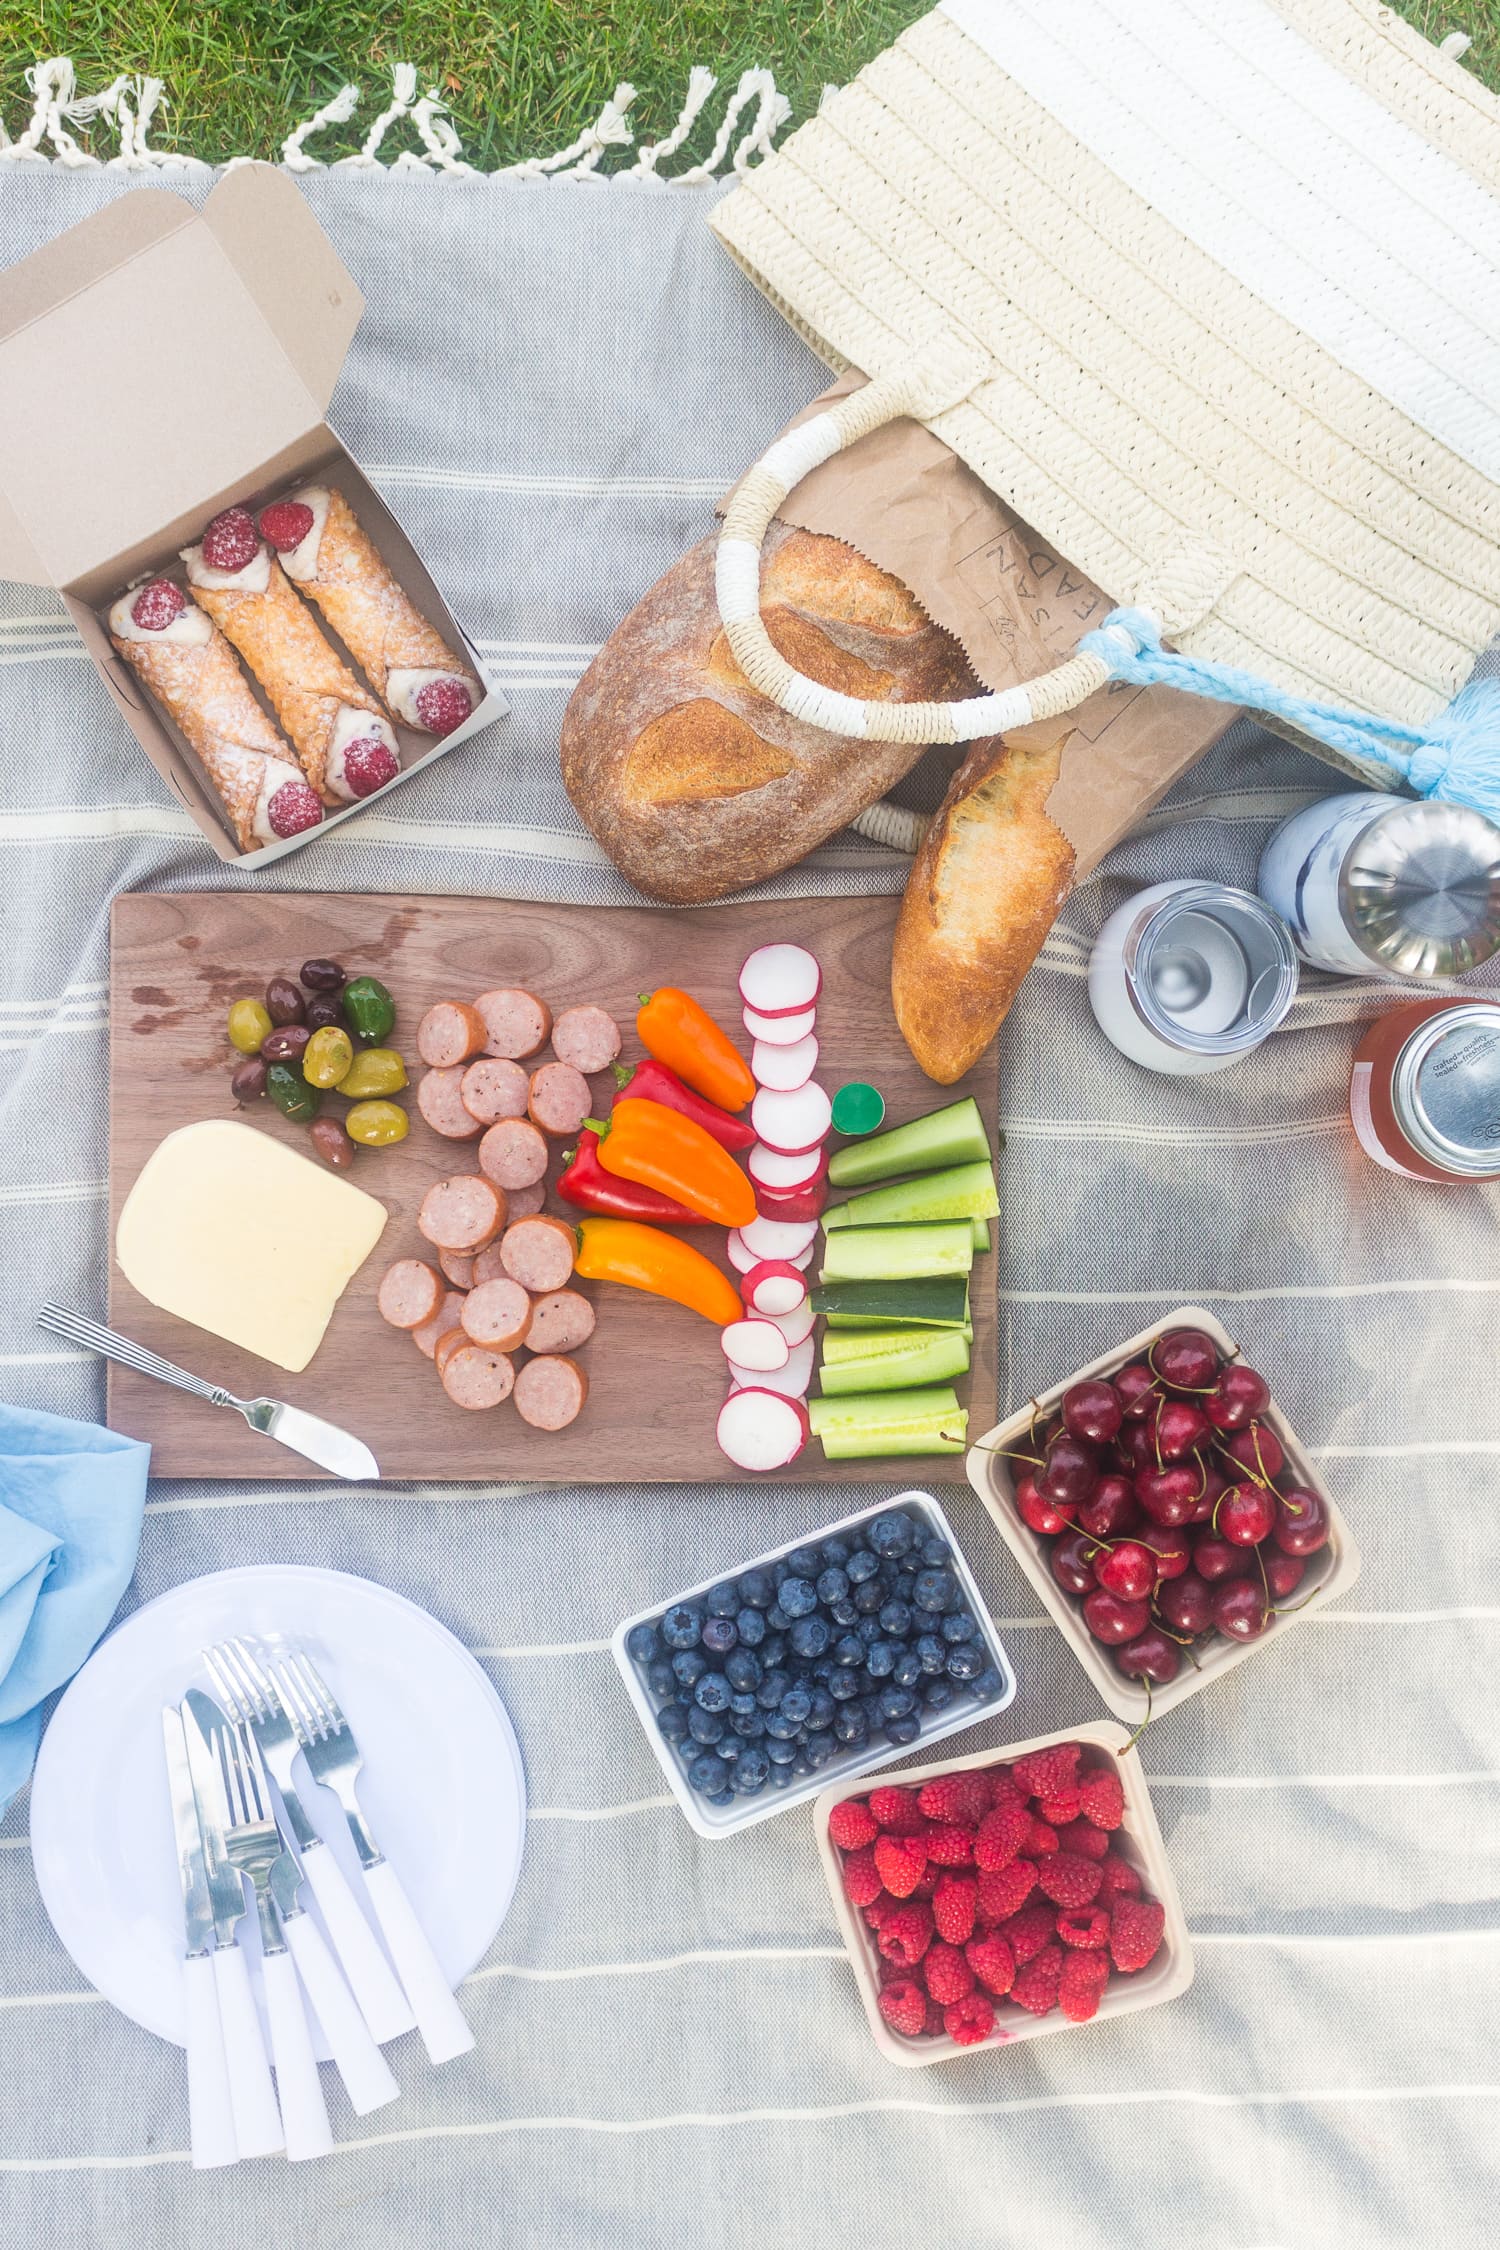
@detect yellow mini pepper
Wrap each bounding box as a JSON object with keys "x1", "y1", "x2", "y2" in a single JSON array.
[
  {"x1": 574, "y1": 1216, "x2": 742, "y2": 1327},
  {"x1": 590, "y1": 1098, "x2": 756, "y2": 1229}
]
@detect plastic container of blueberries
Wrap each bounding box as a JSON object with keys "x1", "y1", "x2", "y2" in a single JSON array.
[
  {"x1": 612, "y1": 1492, "x2": 1015, "y2": 1841},
  {"x1": 814, "y1": 1720, "x2": 1194, "y2": 2067},
  {"x1": 965, "y1": 1305, "x2": 1361, "y2": 1724}
]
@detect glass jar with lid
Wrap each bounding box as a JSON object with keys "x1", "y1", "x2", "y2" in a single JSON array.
[
  {"x1": 1088, "y1": 880, "x2": 1300, "y2": 1076},
  {"x1": 1350, "y1": 998, "x2": 1500, "y2": 1182},
  {"x1": 1258, "y1": 792, "x2": 1500, "y2": 979}
]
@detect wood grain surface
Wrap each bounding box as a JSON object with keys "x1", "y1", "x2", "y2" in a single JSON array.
[{"x1": 108, "y1": 891, "x2": 998, "y2": 1483}]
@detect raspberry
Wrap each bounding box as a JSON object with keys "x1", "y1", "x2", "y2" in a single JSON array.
[
  {"x1": 1054, "y1": 1818, "x2": 1109, "y2": 1861},
  {"x1": 1079, "y1": 1763, "x2": 1126, "y2": 1830},
  {"x1": 868, "y1": 1785, "x2": 926, "y2": 1835},
  {"x1": 414, "y1": 676, "x2": 474, "y2": 736},
  {"x1": 1037, "y1": 1852, "x2": 1104, "y2": 1910},
  {"x1": 258, "y1": 499, "x2": 315, "y2": 553},
  {"x1": 1059, "y1": 1949, "x2": 1110, "y2": 2022},
  {"x1": 129, "y1": 577, "x2": 184, "y2": 631},
  {"x1": 1036, "y1": 1788, "x2": 1083, "y2": 1825},
  {"x1": 876, "y1": 1900, "x2": 934, "y2": 1968},
  {"x1": 200, "y1": 506, "x2": 259, "y2": 572},
  {"x1": 877, "y1": 1976, "x2": 929, "y2": 2038},
  {"x1": 1010, "y1": 1742, "x2": 1081, "y2": 1803},
  {"x1": 999, "y1": 1903, "x2": 1058, "y2": 1967},
  {"x1": 265, "y1": 779, "x2": 323, "y2": 839},
  {"x1": 932, "y1": 1874, "x2": 977, "y2": 1945},
  {"x1": 988, "y1": 1773, "x2": 1028, "y2": 1813},
  {"x1": 1109, "y1": 1895, "x2": 1165, "y2": 1974},
  {"x1": 924, "y1": 1999, "x2": 948, "y2": 2035},
  {"x1": 975, "y1": 1799, "x2": 1030, "y2": 1870},
  {"x1": 829, "y1": 1799, "x2": 878, "y2": 1851},
  {"x1": 965, "y1": 1932, "x2": 1016, "y2": 1996},
  {"x1": 1011, "y1": 1941, "x2": 1064, "y2": 2017},
  {"x1": 862, "y1": 1896, "x2": 893, "y2": 1930},
  {"x1": 1097, "y1": 1854, "x2": 1143, "y2": 1902},
  {"x1": 922, "y1": 1941, "x2": 975, "y2": 2005},
  {"x1": 923, "y1": 1824, "x2": 975, "y2": 1867},
  {"x1": 1056, "y1": 1907, "x2": 1111, "y2": 1950},
  {"x1": 911, "y1": 1869, "x2": 938, "y2": 1899},
  {"x1": 841, "y1": 1847, "x2": 881, "y2": 1907},
  {"x1": 943, "y1": 1992, "x2": 995, "y2": 2046},
  {"x1": 917, "y1": 1771, "x2": 991, "y2": 1825},
  {"x1": 874, "y1": 1834, "x2": 927, "y2": 1898},
  {"x1": 1026, "y1": 1816, "x2": 1061, "y2": 1856},
  {"x1": 977, "y1": 1859, "x2": 1037, "y2": 1924},
  {"x1": 340, "y1": 736, "x2": 399, "y2": 798}
]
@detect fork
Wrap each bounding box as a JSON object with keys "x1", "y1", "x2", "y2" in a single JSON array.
[
  {"x1": 269, "y1": 1649, "x2": 475, "y2": 2066},
  {"x1": 205, "y1": 1640, "x2": 414, "y2": 2050}
]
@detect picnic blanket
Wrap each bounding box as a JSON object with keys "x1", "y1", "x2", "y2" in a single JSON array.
[{"x1": 1, "y1": 167, "x2": 1498, "y2": 2250}]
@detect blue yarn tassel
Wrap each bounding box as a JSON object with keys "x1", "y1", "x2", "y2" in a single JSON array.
[{"x1": 1080, "y1": 606, "x2": 1500, "y2": 819}]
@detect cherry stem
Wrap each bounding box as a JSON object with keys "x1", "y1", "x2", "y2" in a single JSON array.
[{"x1": 1121, "y1": 1674, "x2": 1153, "y2": 1754}]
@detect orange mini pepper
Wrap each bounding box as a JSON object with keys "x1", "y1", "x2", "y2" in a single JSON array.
[
  {"x1": 636, "y1": 987, "x2": 755, "y2": 1113},
  {"x1": 589, "y1": 1098, "x2": 756, "y2": 1229},
  {"x1": 574, "y1": 1216, "x2": 742, "y2": 1327}
]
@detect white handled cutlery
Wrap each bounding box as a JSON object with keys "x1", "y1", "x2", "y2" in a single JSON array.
[{"x1": 161, "y1": 1706, "x2": 237, "y2": 2170}]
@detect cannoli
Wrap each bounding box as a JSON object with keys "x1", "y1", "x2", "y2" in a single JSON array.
[
  {"x1": 183, "y1": 508, "x2": 401, "y2": 804},
  {"x1": 108, "y1": 578, "x2": 324, "y2": 851},
  {"x1": 259, "y1": 487, "x2": 482, "y2": 735}
]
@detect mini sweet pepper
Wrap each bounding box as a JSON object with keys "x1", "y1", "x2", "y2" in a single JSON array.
[
  {"x1": 573, "y1": 1217, "x2": 742, "y2": 1326},
  {"x1": 611, "y1": 1058, "x2": 756, "y2": 1151},
  {"x1": 636, "y1": 987, "x2": 755, "y2": 1113},
  {"x1": 588, "y1": 1097, "x2": 757, "y2": 1228},
  {"x1": 557, "y1": 1130, "x2": 709, "y2": 1225}
]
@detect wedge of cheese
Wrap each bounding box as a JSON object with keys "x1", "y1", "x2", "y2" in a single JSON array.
[{"x1": 116, "y1": 1119, "x2": 387, "y2": 1373}]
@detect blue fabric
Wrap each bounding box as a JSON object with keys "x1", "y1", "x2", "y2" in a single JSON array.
[{"x1": 0, "y1": 1402, "x2": 149, "y2": 1810}]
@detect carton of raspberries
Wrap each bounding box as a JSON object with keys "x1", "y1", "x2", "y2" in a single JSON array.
[{"x1": 820, "y1": 1734, "x2": 1189, "y2": 2057}]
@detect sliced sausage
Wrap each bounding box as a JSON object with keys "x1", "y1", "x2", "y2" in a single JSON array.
[
  {"x1": 504, "y1": 1179, "x2": 546, "y2": 1221},
  {"x1": 525, "y1": 1287, "x2": 596, "y2": 1356},
  {"x1": 417, "y1": 1065, "x2": 484, "y2": 1141},
  {"x1": 377, "y1": 1258, "x2": 443, "y2": 1331},
  {"x1": 439, "y1": 1247, "x2": 475, "y2": 1290},
  {"x1": 412, "y1": 1289, "x2": 468, "y2": 1361},
  {"x1": 434, "y1": 1326, "x2": 470, "y2": 1377},
  {"x1": 440, "y1": 1344, "x2": 516, "y2": 1410},
  {"x1": 471, "y1": 1239, "x2": 511, "y2": 1286},
  {"x1": 460, "y1": 1277, "x2": 533, "y2": 1353},
  {"x1": 418, "y1": 1173, "x2": 506, "y2": 1253},
  {"x1": 478, "y1": 1117, "x2": 548, "y2": 1191},
  {"x1": 460, "y1": 1057, "x2": 529, "y2": 1125},
  {"x1": 514, "y1": 1353, "x2": 588, "y2": 1431},
  {"x1": 528, "y1": 1061, "x2": 591, "y2": 1139},
  {"x1": 499, "y1": 1214, "x2": 577, "y2": 1295},
  {"x1": 551, "y1": 1004, "x2": 621, "y2": 1076},
  {"x1": 476, "y1": 987, "x2": 551, "y2": 1060},
  {"x1": 417, "y1": 1001, "x2": 488, "y2": 1070}
]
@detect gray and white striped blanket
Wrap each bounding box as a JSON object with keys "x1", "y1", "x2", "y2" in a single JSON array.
[{"x1": 1, "y1": 169, "x2": 1497, "y2": 2250}]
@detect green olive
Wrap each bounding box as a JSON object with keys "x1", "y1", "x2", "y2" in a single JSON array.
[
  {"x1": 266, "y1": 1062, "x2": 321, "y2": 1125},
  {"x1": 340, "y1": 975, "x2": 396, "y2": 1044},
  {"x1": 345, "y1": 1099, "x2": 408, "y2": 1147},
  {"x1": 303, "y1": 1025, "x2": 354, "y2": 1089},
  {"x1": 338, "y1": 1046, "x2": 408, "y2": 1100},
  {"x1": 227, "y1": 998, "x2": 273, "y2": 1055}
]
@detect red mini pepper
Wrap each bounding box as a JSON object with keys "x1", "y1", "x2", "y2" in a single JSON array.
[
  {"x1": 556, "y1": 1130, "x2": 709, "y2": 1226},
  {"x1": 611, "y1": 1058, "x2": 756, "y2": 1152}
]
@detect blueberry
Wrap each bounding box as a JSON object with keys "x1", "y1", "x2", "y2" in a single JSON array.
[
  {"x1": 788, "y1": 1544, "x2": 823, "y2": 1578},
  {"x1": 915, "y1": 1633, "x2": 948, "y2": 1676},
  {"x1": 857, "y1": 1614, "x2": 884, "y2": 1646},
  {"x1": 921, "y1": 1534, "x2": 951, "y2": 1565},
  {"x1": 946, "y1": 1642, "x2": 985, "y2": 1681},
  {"x1": 646, "y1": 1658, "x2": 677, "y2": 1699},
  {"x1": 852, "y1": 1578, "x2": 884, "y2": 1615},
  {"x1": 769, "y1": 1761, "x2": 796, "y2": 1788},
  {"x1": 738, "y1": 1569, "x2": 774, "y2": 1610},
  {"x1": 672, "y1": 1649, "x2": 708, "y2": 1688},
  {"x1": 868, "y1": 1510, "x2": 916, "y2": 1558},
  {"x1": 766, "y1": 1734, "x2": 798, "y2": 1764},
  {"x1": 688, "y1": 1752, "x2": 729, "y2": 1794},
  {"x1": 764, "y1": 1709, "x2": 801, "y2": 1740},
  {"x1": 804, "y1": 1731, "x2": 837, "y2": 1768},
  {"x1": 716, "y1": 1733, "x2": 741, "y2": 1763},
  {"x1": 809, "y1": 1659, "x2": 835, "y2": 1687},
  {"x1": 877, "y1": 1685, "x2": 916, "y2": 1723},
  {"x1": 779, "y1": 1577, "x2": 818, "y2": 1619},
  {"x1": 828, "y1": 1668, "x2": 861, "y2": 1701},
  {"x1": 730, "y1": 1709, "x2": 765, "y2": 1738},
  {"x1": 765, "y1": 1605, "x2": 792, "y2": 1634},
  {"x1": 865, "y1": 1640, "x2": 899, "y2": 1678},
  {"x1": 725, "y1": 1647, "x2": 762, "y2": 1692},
  {"x1": 816, "y1": 1567, "x2": 849, "y2": 1606},
  {"x1": 706, "y1": 1789, "x2": 736, "y2": 1807},
  {"x1": 886, "y1": 1712, "x2": 921, "y2": 1746},
  {"x1": 757, "y1": 1669, "x2": 791, "y2": 1710},
  {"x1": 695, "y1": 1672, "x2": 731, "y2": 1712},
  {"x1": 760, "y1": 1635, "x2": 788, "y2": 1669},
  {"x1": 821, "y1": 1536, "x2": 851, "y2": 1566},
  {"x1": 688, "y1": 1706, "x2": 726, "y2": 1745},
  {"x1": 878, "y1": 1599, "x2": 913, "y2": 1639},
  {"x1": 942, "y1": 1611, "x2": 975, "y2": 1644},
  {"x1": 922, "y1": 1677, "x2": 955, "y2": 1712},
  {"x1": 832, "y1": 1633, "x2": 864, "y2": 1668},
  {"x1": 829, "y1": 1596, "x2": 858, "y2": 1627},
  {"x1": 789, "y1": 1615, "x2": 830, "y2": 1660},
  {"x1": 701, "y1": 1616, "x2": 738, "y2": 1656},
  {"x1": 706, "y1": 1580, "x2": 740, "y2": 1619},
  {"x1": 728, "y1": 1690, "x2": 758, "y2": 1717},
  {"x1": 833, "y1": 1703, "x2": 868, "y2": 1743},
  {"x1": 792, "y1": 1749, "x2": 814, "y2": 1777},
  {"x1": 734, "y1": 1748, "x2": 771, "y2": 1793},
  {"x1": 845, "y1": 1547, "x2": 881, "y2": 1584},
  {"x1": 772, "y1": 1559, "x2": 792, "y2": 1585},
  {"x1": 780, "y1": 1685, "x2": 813, "y2": 1725},
  {"x1": 657, "y1": 1703, "x2": 690, "y2": 1741},
  {"x1": 661, "y1": 1601, "x2": 704, "y2": 1649},
  {"x1": 735, "y1": 1608, "x2": 766, "y2": 1648},
  {"x1": 892, "y1": 1649, "x2": 922, "y2": 1689},
  {"x1": 625, "y1": 1621, "x2": 660, "y2": 1664},
  {"x1": 914, "y1": 1567, "x2": 957, "y2": 1613},
  {"x1": 805, "y1": 1686, "x2": 836, "y2": 1731},
  {"x1": 911, "y1": 1608, "x2": 941, "y2": 1637},
  {"x1": 973, "y1": 1667, "x2": 1005, "y2": 1701}
]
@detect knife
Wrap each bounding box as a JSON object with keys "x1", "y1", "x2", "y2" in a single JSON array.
[
  {"x1": 37, "y1": 1305, "x2": 379, "y2": 1480},
  {"x1": 181, "y1": 1692, "x2": 285, "y2": 2159},
  {"x1": 161, "y1": 1707, "x2": 238, "y2": 2170}
]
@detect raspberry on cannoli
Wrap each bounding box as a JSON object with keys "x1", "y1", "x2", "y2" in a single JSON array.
[
  {"x1": 183, "y1": 507, "x2": 402, "y2": 804},
  {"x1": 259, "y1": 487, "x2": 482, "y2": 736},
  {"x1": 109, "y1": 577, "x2": 324, "y2": 852}
]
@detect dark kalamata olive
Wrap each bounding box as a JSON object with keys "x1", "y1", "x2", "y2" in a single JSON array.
[
  {"x1": 230, "y1": 1054, "x2": 268, "y2": 1104},
  {"x1": 265, "y1": 974, "x2": 306, "y2": 1026},
  {"x1": 309, "y1": 1116, "x2": 356, "y2": 1170},
  {"x1": 304, "y1": 993, "x2": 343, "y2": 1031},
  {"x1": 300, "y1": 958, "x2": 346, "y2": 993},
  {"x1": 261, "y1": 1022, "x2": 312, "y2": 1064}
]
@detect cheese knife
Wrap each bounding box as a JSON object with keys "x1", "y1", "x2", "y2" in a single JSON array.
[
  {"x1": 161, "y1": 1705, "x2": 238, "y2": 2169},
  {"x1": 37, "y1": 1305, "x2": 378, "y2": 1480}
]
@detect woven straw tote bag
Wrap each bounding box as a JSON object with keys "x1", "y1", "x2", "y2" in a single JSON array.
[{"x1": 711, "y1": 0, "x2": 1500, "y2": 822}]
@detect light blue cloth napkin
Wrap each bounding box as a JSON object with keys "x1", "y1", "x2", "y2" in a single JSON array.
[{"x1": 0, "y1": 1402, "x2": 149, "y2": 1813}]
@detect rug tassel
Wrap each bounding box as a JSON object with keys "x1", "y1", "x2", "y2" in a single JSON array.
[
  {"x1": 334, "y1": 62, "x2": 418, "y2": 168},
  {"x1": 281, "y1": 80, "x2": 360, "y2": 171},
  {"x1": 629, "y1": 66, "x2": 716, "y2": 176}
]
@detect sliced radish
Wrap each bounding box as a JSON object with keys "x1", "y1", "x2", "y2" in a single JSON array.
[
  {"x1": 719, "y1": 1317, "x2": 790, "y2": 1373},
  {"x1": 740, "y1": 1213, "x2": 818, "y2": 1262},
  {"x1": 753, "y1": 1174, "x2": 828, "y2": 1223},
  {"x1": 751, "y1": 1082, "x2": 833, "y2": 1156},
  {"x1": 728, "y1": 1227, "x2": 809, "y2": 1274},
  {"x1": 748, "y1": 1141, "x2": 828, "y2": 1194},
  {"x1": 741, "y1": 1259, "x2": 808, "y2": 1316},
  {"x1": 730, "y1": 1337, "x2": 815, "y2": 1399},
  {"x1": 765, "y1": 1298, "x2": 815, "y2": 1347},
  {"x1": 752, "y1": 1033, "x2": 819, "y2": 1092},
  {"x1": 716, "y1": 1386, "x2": 809, "y2": 1471},
  {"x1": 740, "y1": 943, "x2": 822, "y2": 1019},
  {"x1": 743, "y1": 1001, "x2": 817, "y2": 1046}
]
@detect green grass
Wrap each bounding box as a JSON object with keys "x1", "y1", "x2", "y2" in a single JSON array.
[{"x1": 1, "y1": 2, "x2": 1496, "y2": 167}]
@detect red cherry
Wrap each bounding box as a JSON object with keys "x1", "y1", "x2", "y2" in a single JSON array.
[
  {"x1": 1050, "y1": 1528, "x2": 1101, "y2": 1596},
  {"x1": 1082, "y1": 1588, "x2": 1151, "y2": 1645},
  {"x1": 1157, "y1": 1570, "x2": 1215, "y2": 1634},
  {"x1": 1061, "y1": 1378, "x2": 1123, "y2": 1445},
  {"x1": 1138, "y1": 1529, "x2": 1190, "y2": 1581},
  {"x1": 1193, "y1": 1530, "x2": 1252, "y2": 1583},
  {"x1": 1212, "y1": 1577, "x2": 1271, "y2": 1641},
  {"x1": 1077, "y1": 1474, "x2": 1139, "y2": 1540},
  {"x1": 265, "y1": 778, "x2": 324, "y2": 838},
  {"x1": 414, "y1": 676, "x2": 474, "y2": 736},
  {"x1": 1155, "y1": 1398, "x2": 1211, "y2": 1461},
  {"x1": 1113, "y1": 1361, "x2": 1161, "y2": 1420},
  {"x1": 1135, "y1": 1464, "x2": 1200, "y2": 1527},
  {"x1": 1204, "y1": 1363, "x2": 1271, "y2": 1432},
  {"x1": 1216, "y1": 1482, "x2": 1276, "y2": 1547},
  {"x1": 1187, "y1": 1461, "x2": 1226, "y2": 1522},
  {"x1": 1116, "y1": 1627, "x2": 1181, "y2": 1684},
  {"x1": 340, "y1": 736, "x2": 399, "y2": 798},
  {"x1": 1016, "y1": 1473, "x2": 1073, "y2": 1537},
  {"x1": 130, "y1": 577, "x2": 185, "y2": 630},
  {"x1": 1220, "y1": 1422, "x2": 1285, "y2": 1485},
  {"x1": 1116, "y1": 1416, "x2": 1159, "y2": 1473},
  {"x1": 1040, "y1": 1433, "x2": 1099, "y2": 1509},
  {"x1": 259, "y1": 499, "x2": 315, "y2": 553},
  {"x1": 1266, "y1": 1553, "x2": 1307, "y2": 1600},
  {"x1": 1095, "y1": 1540, "x2": 1157, "y2": 1602},
  {"x1": 201, "y1": 505, "x2": 259, "y2": 572},
  {"x1": 1149, "y1": 1327, "x2": 1221, "y2": 1392},
  {"x1": 1272, "y1": 1486, "x2": 1329, "y2": 1555}
]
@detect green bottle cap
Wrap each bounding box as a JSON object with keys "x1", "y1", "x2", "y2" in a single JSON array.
[{"x1": 831, "y1": 1082, "x2": 885, "y2": 1137}]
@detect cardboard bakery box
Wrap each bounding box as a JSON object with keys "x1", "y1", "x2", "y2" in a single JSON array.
[{"x1": 0, "y1": 165, "x2": 507, "y2": 866}]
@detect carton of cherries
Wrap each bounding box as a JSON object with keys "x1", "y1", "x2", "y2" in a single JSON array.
[{"x1": 965, "y1": 1306, "x2": 1360, "y2": 1722}]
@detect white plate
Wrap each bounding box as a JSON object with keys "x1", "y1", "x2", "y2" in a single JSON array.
[{"x1": 29, "y1": 1566, "x2": 526, "y2": 2055}]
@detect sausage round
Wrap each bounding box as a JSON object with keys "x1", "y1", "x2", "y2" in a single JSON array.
[
  {"x1": 417, "y1": 1001, "x2": 488, "y2": 1070},
  {"x1": 527, "y1": 1061, "x2": 591, "y2": 1139},
  {"x1": 439, "y1": 1247, "x2": 475, "y2": 1290},
  {"x1": 418, "y1": 1173, "x2": 506, "y2": 1253},
  {"x1": 411, "y1": 1289, "x2": 468, "y2": 1360},
  {"x1": 514, "y1": 1353, "x2": 588, "y2": 1431},
  {"x1": 525, "y1": 1287, "x2": 596, "y2": 1356},
  {"x1": 377, "y1": 1258, "x2": 443, "y2": 1331},
  {"x1": 460, "y1": 1057, "x2": 530, "y2": 1125},
  {"x1": 460, "y1": 1277, "x2": 533, "y2": 1353},
  {"x1": 417, "y1": 1066, "x2": 484, "y2": 1141},
  {"x1": 475, "y1": 987, "x2": 551, "y2": 1061},
  {"x1": 441, "y1": 1344, "x2": 516, "y2": 1410},
  {"x1": 471, "y1": 1240, "x2": 511, "y2": 1286},
  {"x1": 434, "y1": 1325, "x2": 470, "y2": 1377},
  {"x1": 504, "y1": 1179, "x2": 546, "y2": 1221},
  {"x1": 551, "y1": 1004, "x2": 621, "y2": 1076},
  {"x1": 499, "y1": 1214, "x2": 577, "y2": 1295},
  {"x1": 478, "y1": 1117, "x2": 549, "y2": 1191}
]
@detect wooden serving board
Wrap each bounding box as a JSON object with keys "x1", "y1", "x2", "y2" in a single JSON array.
[{"x1": 108, "y1": 891, "x2": 997, "y2": 1482}]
